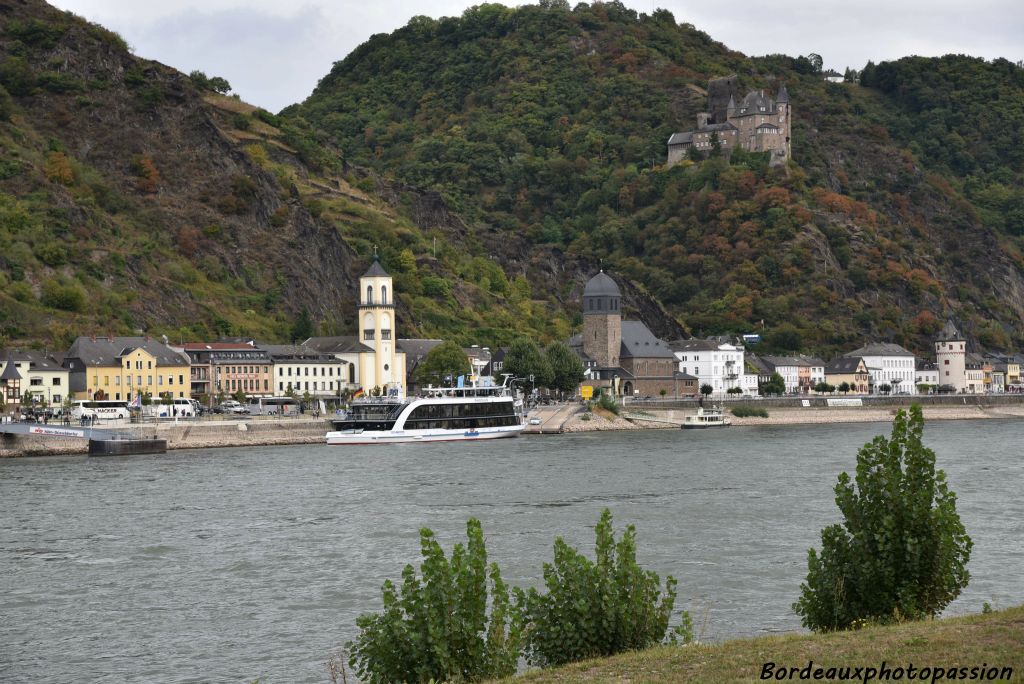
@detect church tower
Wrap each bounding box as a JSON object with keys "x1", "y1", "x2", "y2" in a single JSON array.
[
  {"x1": 935, "y1": 320, "x2": 966, "y2": 392},
  {"x1": 358, "y1": 254, "x2": 400, "y2": 394},
  {"x1": 582, "y1": 271, "x2": 622, "y2": 369}
]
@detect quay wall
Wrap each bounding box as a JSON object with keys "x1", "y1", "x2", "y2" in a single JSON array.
[{"x1": 0, "y1": 419, "x2": 331, "y2": 458}]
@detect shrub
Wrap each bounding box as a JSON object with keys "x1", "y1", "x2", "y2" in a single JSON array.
[
  {"x1": 595, "y1": 389, "x2": 619, "y2": 415},
  {"x1": 517, "y1": 508, "x2": 689, "y2": 667},
  {"x1": 40, "y1": 279, "x2": 85, "y2": 312},
  {"x1": 794, "y1": 406, "x2": 972, "y2": 631},
  {"x1": 347, "y1": 519, "x2": 521, "y2": 683},
  {"x1": 731, "y1": 406, "x2": 768, "y2": 418}
]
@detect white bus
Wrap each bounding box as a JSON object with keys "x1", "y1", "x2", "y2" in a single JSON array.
[
  {"x1": 142, "y1": 398, "x2": 197, "y2": 418},
  {"x1": 71, "y1": 399, "x2": 130, "y2": 421},
  {"x1": 247, "y1": 396, "x2": 300, "y2": 416}
]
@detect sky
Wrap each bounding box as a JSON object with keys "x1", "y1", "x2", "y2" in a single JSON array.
[{"x1": 48, "y1": 0, "x2": 1024, "y2": 113}]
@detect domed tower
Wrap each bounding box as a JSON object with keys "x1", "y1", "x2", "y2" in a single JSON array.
[
  {"x1": 935, "y1": 320, "x2": 966, "y2": 392},
  {"x1": 582, "y1": 271, "x2": 622, "y2": 368},
  {"x1": 358, "y1": 253, "x2": 399, "y2": 393}
]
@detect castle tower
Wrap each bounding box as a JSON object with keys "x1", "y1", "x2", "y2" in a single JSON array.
[
  {"x1": 776, "y1": 84, "x2": 791, "y2": 161},
  {"x1": 582, "y1": 271, "x2": 621, "y2": 369},
  {"x1": 358, "y1": 253, "x2": 400, "y2": 393},
  {"x1": 935, "y1": 320, "x2": 966, "y2": 392}
]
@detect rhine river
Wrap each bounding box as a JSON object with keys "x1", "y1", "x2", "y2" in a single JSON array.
[{"x1": 2, "y1": 419, "x2": 1022, "y2": 683}]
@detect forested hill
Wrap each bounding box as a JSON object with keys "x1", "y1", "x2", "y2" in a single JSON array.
[
  {"x1": 0, "y1": 0, "x2": 582, "y2": 350},
  {"x1": 287, "y1": 1, "x2": 1024, "y2": 354}
]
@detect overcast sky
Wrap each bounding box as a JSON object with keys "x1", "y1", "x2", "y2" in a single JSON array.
[{"x1": 49, "y1": 0, "x2": 1024, "y2": 113}]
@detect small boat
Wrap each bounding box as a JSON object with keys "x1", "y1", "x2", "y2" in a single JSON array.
[{"x1": 682, "y1": 406, "x2": 732, "y2": 429}]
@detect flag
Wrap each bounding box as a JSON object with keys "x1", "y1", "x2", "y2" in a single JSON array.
[
  {"x1": 130, "y1": 394, "x2": 142, "y2": 408},
  {"x1": 353, "y1": 388, "x2": 365, "y2": 399},
  {"x1": 457, "y1": 375, "x2": 465, "y2": 388}
]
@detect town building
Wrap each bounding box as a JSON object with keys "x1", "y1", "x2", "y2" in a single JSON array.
[
  {"x1": 915, "y1": 360, "x2": 940, "y2": 391},
  {"x1": 302, "y1": 336, "x2": 369, "y2": 389},
  {"x1": 63, "y1": 336, "x2": 191, "y2": 401},
  {"x1": 825, "y1": 357, "x2": 870, "y2": 394},
  {"x1": 670, "y1": 338, "x2": 757, "y2": 396},
  {"x1": 0, "y1": 350, "x2": 69, "y2": 410},
  {"x1": 176, "y1": 342, "x2": 273, "y2": 402},
  {"x1": 843, "y1": 343, "x2": 917, "y2": 394},
  {"x1": 262, "y1": 344, "x2": 346, "y2": 400},
  {"x1": 935, "y1": 321, "x2": 967, "y2": 392},
  {"x1": 667, "y1": 76, "x2": 791, "y2": 167},
  {"x1": 569, "y1": 272, "x2": 689, "y2": 398}
]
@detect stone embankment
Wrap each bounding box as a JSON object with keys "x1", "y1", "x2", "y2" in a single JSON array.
[{"x1": 0, "y1": 418, "x2": 331, "y2": 458}]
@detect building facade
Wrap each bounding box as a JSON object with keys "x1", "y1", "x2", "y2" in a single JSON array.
[
  {"x1": 671, "y1": 339, "x2": 755, "y2": 395},
  {"x1": 844, "y1": 343, "x2": 917, "y2": 394},
  {"x1": 64, "y1": 336, "x2": 191, "y2": 401},
  {"x1": 177, "y1": 342, "x2": 273, "y2": 401},
  {"x1": 0, "y1": 351, "x2": 69, "y2": 410},
  {"x1": 357, "y1": 256, "x2": 406, "y2": 395},
  {"x1": 668, "y1": 77, "x2": 791, "y2": 167},
  {"x1": 263, "y1": 344, "x2": 346, "y2": 400},
  {"x1": 825, "y1": 357, "x2": 870, "y2": 394}
]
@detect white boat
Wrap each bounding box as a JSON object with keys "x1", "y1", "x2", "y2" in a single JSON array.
[
  {"x1": 681, "y1": 405, "x2": 732, "y2": 429},
  {"x1": 326, "y1": 378, "x2": 524, "y2": 445}
]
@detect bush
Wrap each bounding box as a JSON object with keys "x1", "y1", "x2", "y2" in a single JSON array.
[
  {"x1": 794, "y1": 406, "x2": 972, "y2": 631},
  {"x1": 731, "y1": 406, "x2": 768, "y2": 418},
  {"x1": 517, "y1": 509, "x2": 689, "y2": 667},
  {"x1": 347, "y1": 519, "x2": 521, "y2": 683},
  {"x1": 595, "y1": 389, "x2": 619, "y2": 415},
  {"x1": 40, "y1": 279, "x2": 85, "y2": 312}
]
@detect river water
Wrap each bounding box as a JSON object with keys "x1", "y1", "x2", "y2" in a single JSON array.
[{"x1": 2, "y1": 419, "x2": 1022, "y2": 683}]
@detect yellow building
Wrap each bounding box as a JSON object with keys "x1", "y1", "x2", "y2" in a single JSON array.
[{"x1": 64, "y1": 336, "x2": 192, "y2": 401}]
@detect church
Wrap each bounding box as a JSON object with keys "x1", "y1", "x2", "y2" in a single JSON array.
[
  {"x1": 568, "y1": 272, "x2": 695, "y2": 398},
  {"x1": 304, "y1": 255, "x2": 407, "y2": 397}
]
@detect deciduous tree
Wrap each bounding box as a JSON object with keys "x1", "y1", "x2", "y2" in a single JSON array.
[{"x1": 794, "y1": 406, "x2": 971, "y2": 631}]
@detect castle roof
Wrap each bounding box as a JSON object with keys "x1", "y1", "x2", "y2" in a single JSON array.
[
  {"x1": 583, "y1": 271, "x2": 621, "y2": 298},
  {"x1": 737, "y1": 90, "x2": 775, "y2": 115},
  {"x1": 936, "y1": 320, "x2": 964, "y2": 342},
  {"x1": 667, "y1": 132, "x2": 692, "y2": 145},
  {"x1": 362, "y1": 254, "x2": 389, "y2": 278},
  {"x1": 776, "y1": 84, "x2": 790, "y2": 103}
]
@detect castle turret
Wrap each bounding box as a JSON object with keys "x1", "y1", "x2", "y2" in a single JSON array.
[
  {"x1": 726, "y1": 94, "x2": 737, "y2": 120},
  {"x1": 582, "y1": 271, "x2": 621, "y2": 369},
  {"x1": 935, "y1": 320, "x2": 966, "y2": 392}
]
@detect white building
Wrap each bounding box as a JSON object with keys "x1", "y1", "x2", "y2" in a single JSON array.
[
  {"x1": 671, "y1": 339, "x2": 755, "y2": 395},
  {"x1": 0, "y1": 350, "x2": 69, "y2": 410},
  {"x1": 357, "y1": 255, "x2": 406, "y2": 395},
  {"x1": 262, "y1": 344, "x2": 346, "y2": 400},
  {"x1": 915, "y1": 360, "x2": 940, "y2": 390},
  {"x1": 844, "y1": 343, "x2": 917, "y2": 394}
]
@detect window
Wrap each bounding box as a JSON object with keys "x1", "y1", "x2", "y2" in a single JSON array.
[
  {"x1": 158, "y1": 375, "x2": 163, "y2": 385},
  {"x1": 168, "y1": 376, "x2": 174, "y2": 385},
  {"x1": 366, "y1": 285, "x2": 373, "y2": 304},
  {"x1": 126, "y1": 361, "x2": 130, "y2": 369},
  {"x1": 127, "y1": 375, "x2": 132, "y2": 386},
  {"x1": 115, "y1": 376, "x2": 121, "y2": 386},
  {"x1": 147, "y1": 361, "x2": 152, "y2": 369},
  {"x1": 103, "y1": 376, "x2": 108, "y2": 386},
  {"x1": 381, "y1": 330, "x2": 392, "y2": 340},
  {"x1": 381, "y1": 285, "x2": 387, "y2": 303},
  {"x1": 364, "y1": 329, "x2": 375, "y2": 341}
]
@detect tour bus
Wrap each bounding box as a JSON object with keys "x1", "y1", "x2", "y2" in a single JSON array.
[
  {"x1": 71, "y1": 399, "x2": 130, "y2": 421},
  {"x1": 247, "y1": 396, "x2": 300, "y2": 416},
  {"x1": 142, "y1": 397, "x2": 197, "y2": 418}
]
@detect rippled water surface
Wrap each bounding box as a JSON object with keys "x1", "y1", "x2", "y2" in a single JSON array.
[{"x1": 2, "y1": 419, "x2": 1022, "y2": 683}]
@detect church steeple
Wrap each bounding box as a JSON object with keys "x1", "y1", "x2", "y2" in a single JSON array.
[{"x1": 358, "y1": 251, "x2": 399, "y2": 394}]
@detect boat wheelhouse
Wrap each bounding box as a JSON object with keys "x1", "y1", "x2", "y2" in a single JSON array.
[
  {"x1": 681, "y1": 405, "x2": 732, "y2": 429},
  {"x1": 326, "y1": 379, "x2": 524, "y2": 445}
]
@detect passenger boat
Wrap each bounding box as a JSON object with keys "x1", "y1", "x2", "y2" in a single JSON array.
[
  {"x1": 681, "y1": 405, "x2": 732, "y2": 429},
  {"x1": 326, "y1": 378, "x2": 524, "y2": 445}
]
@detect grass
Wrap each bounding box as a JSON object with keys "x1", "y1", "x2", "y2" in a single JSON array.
[{"x1": 498, "y1": 606, "x2": 1024, "y2": 683}]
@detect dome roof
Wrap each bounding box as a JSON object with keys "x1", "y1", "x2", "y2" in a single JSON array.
[{"x1": 583, "y1": 271, "x2": 621, "y2": 298}]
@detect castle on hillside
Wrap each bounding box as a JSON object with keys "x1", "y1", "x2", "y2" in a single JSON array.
[{"x1": 667, "y1": 76, "x2": 791, "y2": 167}]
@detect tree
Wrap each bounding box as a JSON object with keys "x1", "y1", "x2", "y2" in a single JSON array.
[
  {"x1": 413, "y1": 340, "x2": 469, "y2": 386},
  {"x1": 760, "y1": 372, "x2": 785, "y2": 396},
  {"x1": 878, "y1": 383, "x2": 892, "y2": 395},
  {"x1": 545, "y1": 341, "x2": 585, "y2": 395},
  {"x1": 814, "y1": 382, "x2": 835, "y2": 394},
  {"x1": 348, "y1": 519, "x2": 522, "y2": 683},
  {"x1": 503, "y1": 338, "x2": 552, "y2": 393},
  {"x1": 838, "y1": 381, "x2": 851, "y2": 394},
  {"x1": 291, "y1": 309, "x2": 314, "y2": 343},
  {"x1": 794, "y1": 406, "x2": 972, "y2": 631},
  {"x1": 207, "y1": 76, "x2": 231, "y2": 94},
  {"x1": 700, "y1": 383, "x2": 713, "y2": 397},
  {"x1": 807, "y1": 53, "x2": 823, "y2": 73}
]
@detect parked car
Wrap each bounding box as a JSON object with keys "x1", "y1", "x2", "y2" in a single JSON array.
[
  {"x1": 217, "y1": 400, "x2": 249, "y2": 415},
  {"x1": 528, "y1": 417, "x2": 541, "y2": 425}
]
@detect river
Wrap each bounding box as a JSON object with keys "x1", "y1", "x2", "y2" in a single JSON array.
[{"x1": 2, "y1": 419, "x2": 1022, "y2": 683}]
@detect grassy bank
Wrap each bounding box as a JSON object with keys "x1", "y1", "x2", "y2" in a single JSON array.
[{"x1": 499, "y1": 606, "x2": 1024, "y2": 683}]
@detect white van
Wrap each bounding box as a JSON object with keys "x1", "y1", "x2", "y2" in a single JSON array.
[{"x1": 144, "y1": 398, "x2": 196, "y2": 418}]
